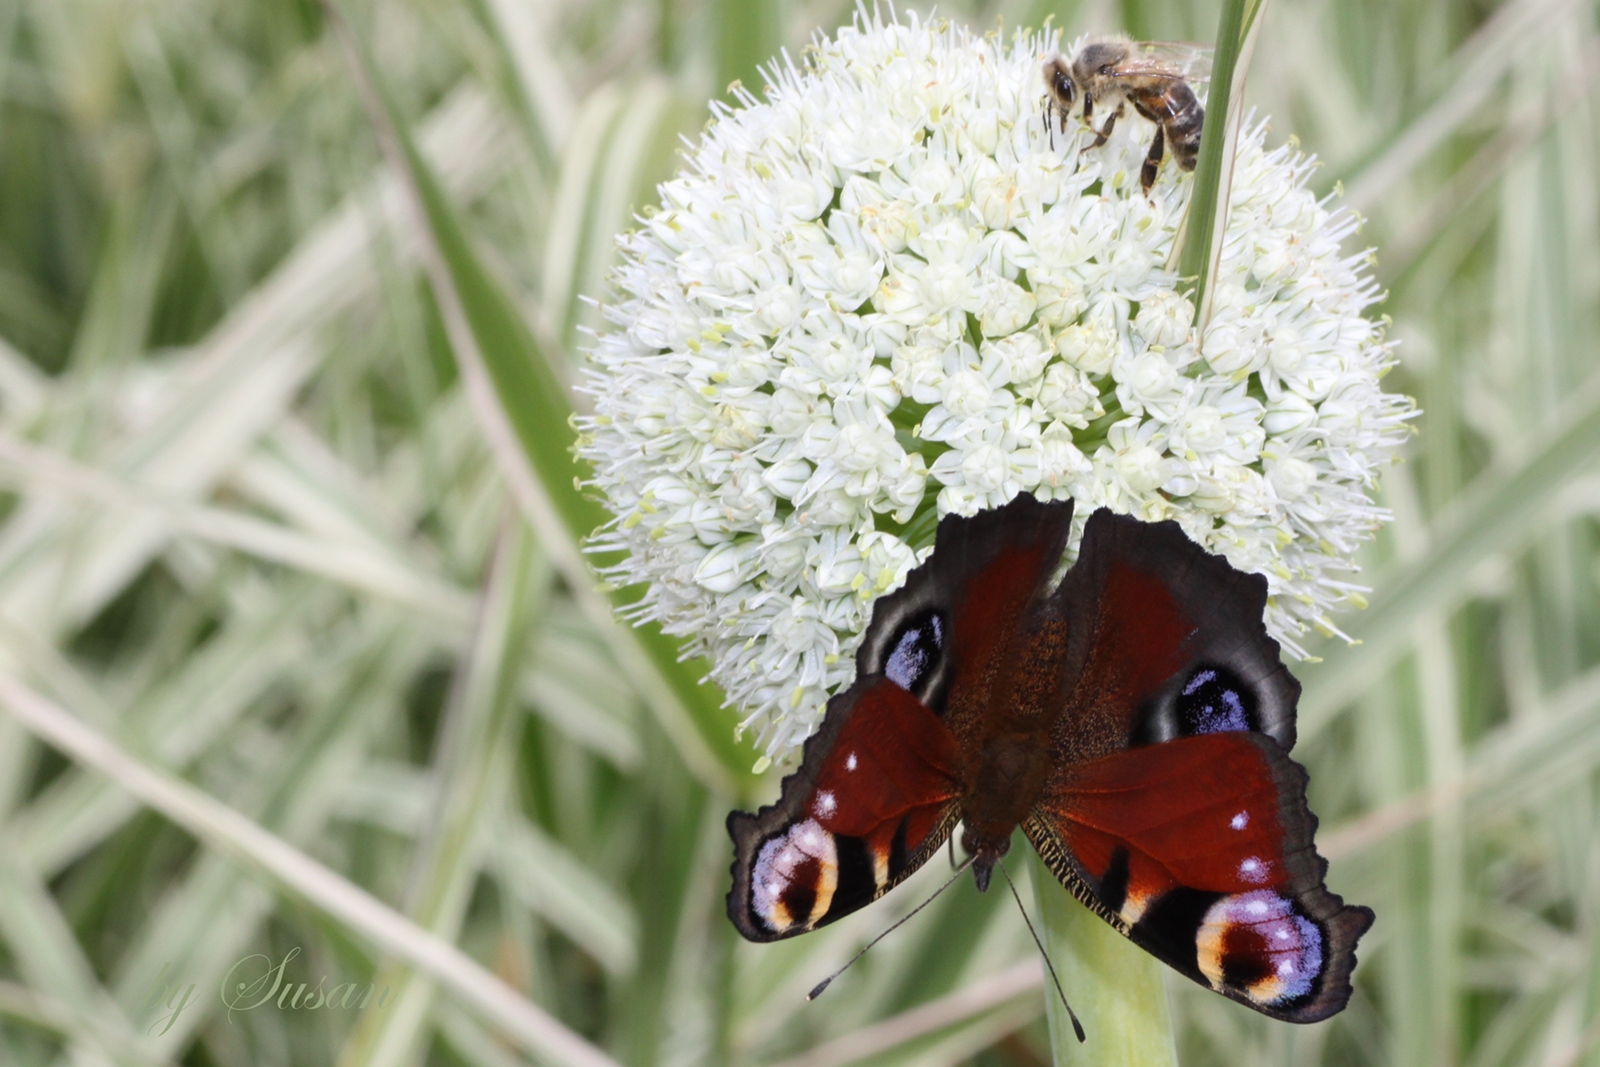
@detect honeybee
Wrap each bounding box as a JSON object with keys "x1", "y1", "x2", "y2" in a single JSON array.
[{"x1": 1042, "y1": 37, "x2": 1211, "y2": 195}]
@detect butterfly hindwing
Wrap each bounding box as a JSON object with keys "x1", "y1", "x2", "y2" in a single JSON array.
[
  {"x1": 1030, "y1": 508, "x2": 1371, "y2": 1021},
  {"x1": 726, "y1": 677, "x2": 962, "y2": 941},
  {"x1": 1026, "y1": 731, "x2": 1371, "y2": 1020}
]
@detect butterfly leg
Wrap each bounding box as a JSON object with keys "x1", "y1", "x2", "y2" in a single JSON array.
[{"x1": 1140, "y1": 125, "x2": 1165, "y2": 195}]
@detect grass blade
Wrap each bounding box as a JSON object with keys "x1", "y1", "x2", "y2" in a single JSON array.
[
  {"x1": 321, "y1": 0, "x2": 758, "y2": 792},
  {"x1": 0, "y1": 672, "x2": 622, "y2": 1067},
  {"x1": 1298, "y1": 369, "x2": 1600, "y2": 734},
  {"x1": 1173, "y1": 0, "x2": 1249, "y2": 324},
  {"x1": 337, "y1": 525, "x2": 546, "y2": 1067}
]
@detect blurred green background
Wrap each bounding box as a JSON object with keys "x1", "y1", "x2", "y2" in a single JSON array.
[{"x1": 0, "y1": 0, "x2": 1597, "y2": 1065}]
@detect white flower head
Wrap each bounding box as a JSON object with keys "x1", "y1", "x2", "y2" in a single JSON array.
[{"x1": 578, "y1": 12, "x2": 1416, "y2": 760}]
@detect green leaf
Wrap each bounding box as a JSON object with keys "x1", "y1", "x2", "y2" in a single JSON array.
[{"x1": 323, "y1": 0, "x2": 760, "y2": 793}]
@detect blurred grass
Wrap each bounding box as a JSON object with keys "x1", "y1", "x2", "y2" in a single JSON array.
[{"x1": 0, "y1": 0, "x2": 1593, "y2": 1066}]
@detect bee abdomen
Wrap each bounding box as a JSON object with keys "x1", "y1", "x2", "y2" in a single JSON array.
[{"x1": 1167, "y1": 85, "x2": 1204, "y2": 170}]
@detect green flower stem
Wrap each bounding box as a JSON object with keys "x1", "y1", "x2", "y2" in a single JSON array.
[{"x1": 1030, "y1": 854, "x2": 1178, "y2": 1067}]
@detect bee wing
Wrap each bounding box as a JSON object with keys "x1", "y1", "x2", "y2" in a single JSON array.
[{"x1": 1106, "y1": 41, "x2": 1213, "y2": 82}]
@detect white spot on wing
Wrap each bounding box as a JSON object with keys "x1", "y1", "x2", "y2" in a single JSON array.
[
  {"x1": 1230, "y1": 811, "x2": 1249, "y2": 830},
  {"x1": 845, "y1": 753, "x2": 858, "y2": 772},
  {"x1": 1238, "y1": 856, "x2": 1269, "y2": 883},
  {"x1": 814, "y1": 790, "x2": 837, "y2": 818}
]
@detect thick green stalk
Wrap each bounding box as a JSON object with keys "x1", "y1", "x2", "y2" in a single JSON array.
[{"x1": 1030, "y1": 855, "x2": 1177, "y2": 1067}]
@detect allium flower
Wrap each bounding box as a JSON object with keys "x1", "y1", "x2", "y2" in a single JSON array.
[{"x1": 577, "y1": 12, "x2": 1415, "y2": 761}]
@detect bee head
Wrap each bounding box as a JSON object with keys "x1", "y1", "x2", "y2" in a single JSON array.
[{"x1": 1041, "y1": 55, "x2": 1076, "y2": 108}]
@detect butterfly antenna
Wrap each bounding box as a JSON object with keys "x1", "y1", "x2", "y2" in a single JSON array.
[
  {"x1": 998, "y1": 859, "x2": 1086, "y2": 1043},
  {"x1": 807, "y1": 854, "x2": 974, "y2": 1001}
]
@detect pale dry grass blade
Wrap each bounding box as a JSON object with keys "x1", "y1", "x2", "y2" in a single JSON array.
[
  {"x1": 482, "y1": 0, "x2": 576, "y2": 159},
  {"x1": 537, "y1": 83, "x2": 626, "y2": 344},
  {"x1": 765, "y1": 961, "x2": 1043, "y2": 1067},
  {"x1": 0, "y1": 430, "x2": 475, "y2": 626},
  {"x1": 0, "y1": 672, "x2": 623, "y2": 1067},
  {"x1": 0, "y1": 843, "x2": 164, "y2": 1067},
  {"x1": 337, "y1": 526, "x2": 545, "y2": 1067},
  {"x1": 105, "y1": 622, "x2": 428, "y2": 1056},
  {"x1": 492, "y1": 814, "x2": 639, "y2": 976},
  {"x1": 1342, "y1": 0, "x2": 1589, "y2": 211},
  {"x1": 8, "y1": 582, "x2": 323, "y2": 876},
  {"x1": 1298, "y1": 370, "x2": 1600, "y2": 734},
  {"x1": 0, "y1": 85, "x2": 509, "y2": 641}
]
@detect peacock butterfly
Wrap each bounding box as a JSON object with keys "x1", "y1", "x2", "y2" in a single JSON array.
[{"x1": 726, "y1": 493, "x2": 1372, "y2": 1022}]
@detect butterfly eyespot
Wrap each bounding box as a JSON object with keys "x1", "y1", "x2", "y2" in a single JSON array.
[
  {"x1": 750, "y1": 820, "x2": 839, "y2": 934},
  {"x1": 881, "y1": 608, "x2": 948, "y2": 703},
  {"x1": 1178, "y1": 665, "x2": 1256, "y2": 733},
  {"x1": 1196, "y1": 890, "x2": 1324, "y2": 1006},
  {"x1": 1131, "y1": 662, "x2": 1263, "y2": 745}
]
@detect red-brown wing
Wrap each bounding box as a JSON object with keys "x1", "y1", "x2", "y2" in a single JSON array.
[
  {"x1": 1026, "y1": 509, "x2": 1370, "y2": 1021},
  {"x1": 1048, "y1": 508, "x2": 1302, "y2": 761},
  {"x1": 853, "y1": 493, "x2": 1076, "y2": 732},
  {"x1": 1025, "y1": 732, "x2": 1371, "y2": 1022},
  {"x1": 727, "y1": 678, "x2": 962, "y2": 941},
  {"x1": 728, "y1": 493, "x2": 1079, "y2": 942}
]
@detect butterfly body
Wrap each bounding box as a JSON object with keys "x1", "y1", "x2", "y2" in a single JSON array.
[{"x1": 728, "y1": 494, "x2": 1372, "y2": 1022}]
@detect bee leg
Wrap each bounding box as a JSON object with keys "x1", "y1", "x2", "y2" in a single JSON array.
[
  {"x1": 1083, "y1": 102, "x2": 1123, "y2": 152},
  {"x1": 1140, "y1": 125, "x2": 1165, "y2": 196}
]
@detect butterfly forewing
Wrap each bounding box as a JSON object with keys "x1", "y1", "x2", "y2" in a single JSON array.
[
  {"x1": 857, "y1": 494, "x2": 1075, "y2": 728},
  {"x1": 1049, "y1": 509, "x2": 1300, "y2": 755}
]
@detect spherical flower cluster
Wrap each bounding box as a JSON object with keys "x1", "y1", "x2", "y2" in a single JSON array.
[{"x1": 577, "y1": 12, "x2": 1415, "y2": 760}]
